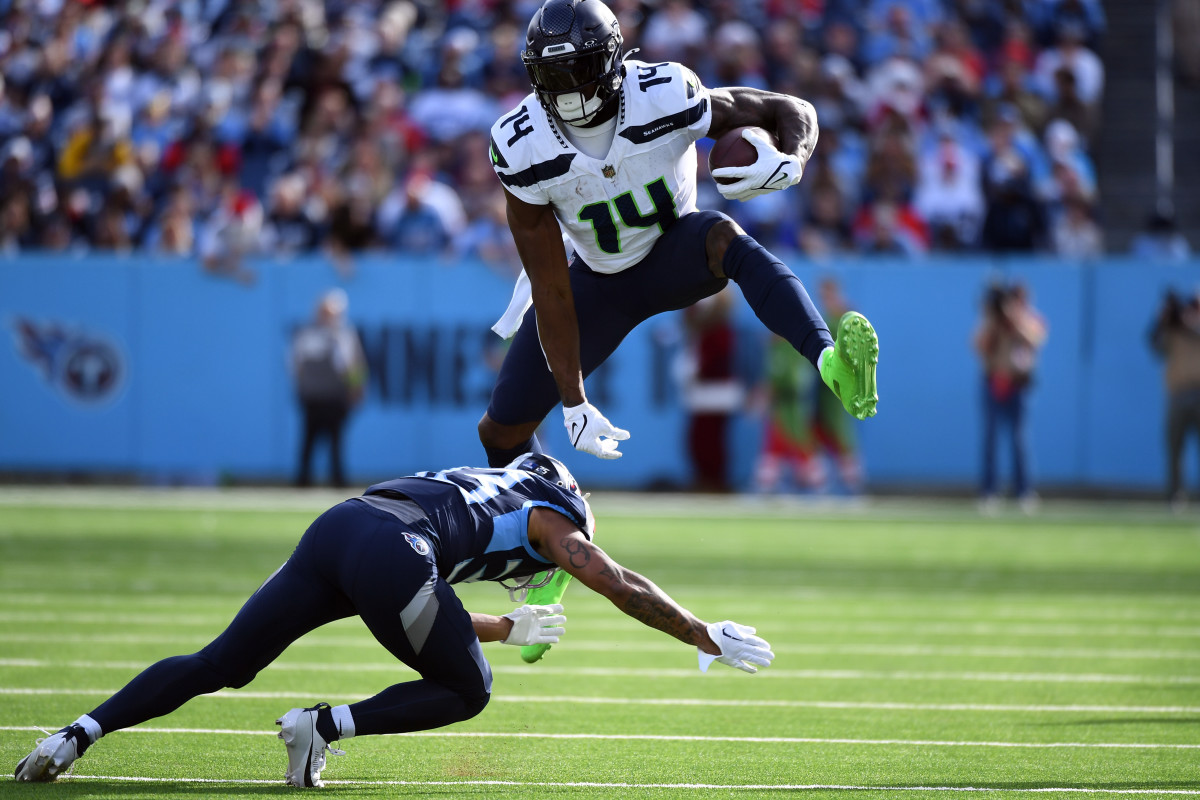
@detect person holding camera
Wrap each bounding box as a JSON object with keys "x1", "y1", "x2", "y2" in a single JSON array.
[
  {"x1": 1150, "y1": 290, "x2": 1200, "y2": 509},
  {"x1": 974, "y1": 281, "x2": 1048, "y2": 512}
]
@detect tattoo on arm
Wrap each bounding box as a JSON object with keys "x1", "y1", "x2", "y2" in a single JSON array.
[
  {"x1": 620, "y1": 578, "x2": 703, "y2": 645},
  {"x1": 542, "y1": 522, "x2": 705, "y2": 648},
  {"x1": 561, "y1": 535, "x2": 591, "y2": 570}
]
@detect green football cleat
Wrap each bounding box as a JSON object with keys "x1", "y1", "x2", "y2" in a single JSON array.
[
  {"x1": 520, "y1": 569, "x2": 573, "y2": 663},
  {"x1": 819, "y1": 311, "x2": 879, "y2": 420}
]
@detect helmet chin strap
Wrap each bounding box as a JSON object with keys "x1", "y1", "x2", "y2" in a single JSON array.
[{"x1": 500, "y1": 568, "x2": 558, "y2": 603}]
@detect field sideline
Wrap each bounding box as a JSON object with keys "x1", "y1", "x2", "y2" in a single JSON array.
[{"x1": 1, "y1": 488, "x2": 1197, "y2": 799}]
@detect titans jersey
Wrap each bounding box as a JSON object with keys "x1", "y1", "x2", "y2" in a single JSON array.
[
  {"x1": 489, "y1": 60, "x2": 712, "y2": 274},
  {"x1": 362, "y1": 467, "x2": 591, "y2": 586}
]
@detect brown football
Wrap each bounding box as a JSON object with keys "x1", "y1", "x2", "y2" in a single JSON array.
[{"x1": 708, "y1": 126, "x2": 777, "y2": 184}]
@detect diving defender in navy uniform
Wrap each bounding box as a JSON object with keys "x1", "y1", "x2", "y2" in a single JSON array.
[{"x1": 14, "y1": 454, "x2": 773, "y2": 787}]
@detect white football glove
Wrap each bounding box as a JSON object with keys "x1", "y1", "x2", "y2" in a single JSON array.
[
  {"x1": 711, "y1": 129, "x2": 805, "y2": 202},
  {"x1": 697, "y1": 620, "x2": 775, "y2": 674},
  {"x1": 500, "y1": 604, "x2": 566, "y2": 646},
  {"x1": 563, "y1": 401, "x2": 630, "y2": 460}
]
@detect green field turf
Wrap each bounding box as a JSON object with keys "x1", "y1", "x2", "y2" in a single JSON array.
[{"x1": 1, "y1": 488, "x2": 1198, "y2": 799}]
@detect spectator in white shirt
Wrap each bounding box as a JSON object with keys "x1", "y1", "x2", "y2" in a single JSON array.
[
  {"x1": 914, "y1": 123, "x2": 984, "y2": 250},
  {"x1": 1034, "y1": 21, "x2": 1104, "y2": 107}
]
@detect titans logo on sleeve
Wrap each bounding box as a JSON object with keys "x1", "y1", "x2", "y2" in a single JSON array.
[{"x1": 363, "y1": 466, "x2": 591, "y2": 585}]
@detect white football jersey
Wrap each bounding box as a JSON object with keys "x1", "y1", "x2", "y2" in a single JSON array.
[{"x1": 489, "y1": 60, "x2": 712, "y2": 275}]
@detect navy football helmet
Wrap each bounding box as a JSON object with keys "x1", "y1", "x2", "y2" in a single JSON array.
[
  {"x1": 522, "y1": 0, "x2": 624, "y2": 125},
  {"x1": 503, "y1": 451, "x2": 592, "y2": 601},
  {"x1": 507, "y1": 452, "x2": 583, "y2": 498}
]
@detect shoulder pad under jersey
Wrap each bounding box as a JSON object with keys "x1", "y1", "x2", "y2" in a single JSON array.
[{"x1": 488, "y1": 96, "x2": 576, "y2": 200}]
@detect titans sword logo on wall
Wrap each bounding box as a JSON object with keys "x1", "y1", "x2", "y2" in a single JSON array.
[{"x1": 11, "y1": 317, "x2": 125, "y2": 404}]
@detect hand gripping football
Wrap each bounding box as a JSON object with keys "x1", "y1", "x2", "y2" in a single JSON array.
[{"x1": 707, "y1": 126, "x2": 778, "y2": 185}]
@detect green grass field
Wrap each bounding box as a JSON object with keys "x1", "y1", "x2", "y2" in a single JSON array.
[{"x1": 1, "y1": 488, "x2": 1198, "y2": 799}]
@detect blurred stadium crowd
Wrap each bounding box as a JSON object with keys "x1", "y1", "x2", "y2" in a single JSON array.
[{"x1": 0, "y1": 0, "x2": 1114, "y2": 268}]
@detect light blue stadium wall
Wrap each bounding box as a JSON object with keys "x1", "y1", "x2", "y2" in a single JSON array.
[{"x1": 0, "y1": 254, "x2": 1187, "y2": 491}]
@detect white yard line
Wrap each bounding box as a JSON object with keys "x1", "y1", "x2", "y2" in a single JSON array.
[
  {"x1": 3, "y1": 622, "x2": 1199, "y2": 641},
  {"x1": 43, "y1": 775, "x2": 1200, "y2": 795},
  {"x1": 1, "y1": 657, "x2": 1196, "y2": 684},
  {"x1": 575, "y1": 619, "x2": 1200, "y2": 639},
  {"x1": 2, "y1": 687, "x2": 1197, "y2": 715},
  {"x1": 0, "y1": 611, "x2": 241, "y2": 625},
  {"x1": 1, "y1": 630, "x2": 1196, "y2": 660},
  {"x1": 2, "y1": 595, "x2": 1196, "y2": 624},
  {"x1": 527, "y1": 642, "x2": 1200, "y2": 660},
  {"x1": 3, "y1": 725, "x2": 1197, "y2": 750}
]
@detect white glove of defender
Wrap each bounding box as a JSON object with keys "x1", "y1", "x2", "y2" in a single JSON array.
[
  {"x1": 697, "y1": 620, "x2": 775, "y2": 674},
  {"x1": 563, "y1": 401, "x2": 630, "y2": 460},
  {"x1": 711, "y1": 129, "x2": 805, "y2": 202},
  {"x1": 500, "y1": 604, "x2": 566, "y2": 646}
]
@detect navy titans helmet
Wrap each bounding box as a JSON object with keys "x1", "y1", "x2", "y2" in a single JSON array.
[
  {"x1": 522, "y1": 0, "x2": 625, "y2": 125},
  {"x1": 503, "y1": 451, "x2": 593, "y2": 599},
  {"x1": 507, "y1": 452, "x2": 583, "y2": 498}
]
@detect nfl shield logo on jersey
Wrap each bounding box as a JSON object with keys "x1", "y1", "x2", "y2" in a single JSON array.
[
  {"x1": 602, "y1": 164, "x2": 615, "y2": 178},
  {"x1": 403, "y1": 532, "x2": 431, "y2": 556}
]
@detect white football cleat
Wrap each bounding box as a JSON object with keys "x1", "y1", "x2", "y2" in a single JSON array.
[
  {"x1": 14, "y1": 724, "x2": 90, "y2": 782},
  {"x1": 276, "y1": 703, "x2": 344, "y2": 788}
]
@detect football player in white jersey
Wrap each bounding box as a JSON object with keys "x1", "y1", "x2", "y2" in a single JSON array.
[{"x1": 478, "y1": 0, "x2": 879, "y2": 471}]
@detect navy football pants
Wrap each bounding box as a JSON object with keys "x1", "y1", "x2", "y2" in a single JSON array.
[
  {"x1": 487, "y1": 209, "x2": 729, "y2": 426},
  {"x1": 88, "y1": 501, "x2": 491, "y2": 737}
]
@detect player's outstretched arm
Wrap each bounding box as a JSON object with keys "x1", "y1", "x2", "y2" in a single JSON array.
[
  {"x1": 528, "y1": 509, "x2": 773, "y2": 672},
  {"x1": 529, "y1": 508, "x2": 713, "y2": 650}
]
